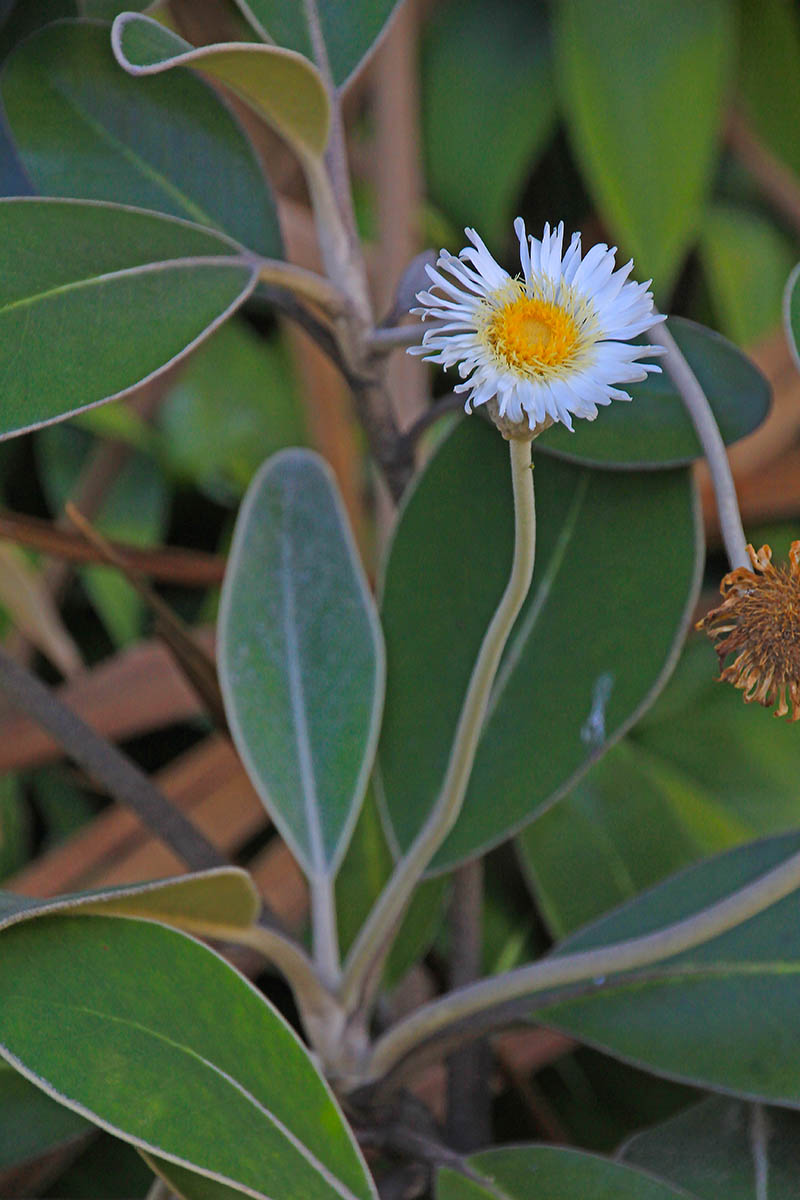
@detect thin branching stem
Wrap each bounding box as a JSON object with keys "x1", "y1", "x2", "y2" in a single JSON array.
[
  {"x1": 649, "y1": 317, "x2": 748, "y2": 570},
  {"x1": 339, "y1": 438, "x2": 536, "y2": 1021}
]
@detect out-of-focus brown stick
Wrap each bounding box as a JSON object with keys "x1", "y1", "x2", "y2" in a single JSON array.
[
  {"x1": 373, "y1": 0, "x2": 427, "y2": 431},
  {"x1": 0, "y1": 635, "x2": 211, "y2": 773},
  {"x1": 43, "y1": 379, "x2": 169, "y2": 601},
  {"x1": 64, "y1": 504, "x2": 226, "y2": 731},
  {"x1": 727, "y1": 108, "x2": 800, "y2": 238},
  {"x1": 0, "y1": 509, "x2": 225, "y2": 586}
]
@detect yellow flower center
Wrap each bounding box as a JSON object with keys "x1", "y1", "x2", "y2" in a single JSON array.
[{"x1": 486, "y1": 294, "x2": 580, "y2": 375}]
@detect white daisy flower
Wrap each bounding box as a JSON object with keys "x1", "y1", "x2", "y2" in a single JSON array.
[{"x1": 409, "y1": 218, "x2": 665, "y2": 436}]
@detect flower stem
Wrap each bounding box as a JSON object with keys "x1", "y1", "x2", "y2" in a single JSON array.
[
  {"x1": 339, "y1": 437, "x2": 536, "y2": 1019},
  {"x1": 363, "y1": 836, "x2": 800, "y2": 1088},
  {"x1": 649, "y1": 318, "x2": 749, "y2": 570}
]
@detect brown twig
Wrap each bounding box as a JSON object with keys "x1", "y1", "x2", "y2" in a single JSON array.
[
  {"x1": 445, "y1": 860, "x2": 492, "y2": 1151},
  {"x1": 0, "y1": 509, "x2": 225, "y2": 586},
  {"x1": 64, "y1": 504, "x2": 227, "y2": 731},
  {"x1": 0, "y1": 645, "x2": 225, "y2": 874}
]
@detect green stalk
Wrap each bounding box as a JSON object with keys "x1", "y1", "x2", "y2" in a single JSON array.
[
  {"x1": 339, "y1": 437, "x2": 537, "y2": 1019},
  {"x1": 364, "y1": 838, "x2": 800, "y2": 1087}
]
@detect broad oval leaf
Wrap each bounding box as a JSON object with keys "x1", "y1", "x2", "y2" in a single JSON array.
[
  {"x1": 621, "y1": 1096, "x2": 800, "y2": 1199},
  {"x1": 535, "y1": 318, "x2": 770, "y2": 469},
  {"x1": 422, "y1": 0, "x2": 556, "y2": 249},
  {"x1": 232, "y1": 0, "x2": 402, "y2": 88},
  {"x1": 112, "y1": 12, "x2": 329, "y2": 161},
  {"x1": 219, "y1": 449, "x2": 385, "y2": 879},
  {"x1": 378, "y1": 418, "x2": 702, "y2": 870},
  {"x1": 437, "y1": 1145, "x2": 692, "y2": 1199},
  {"x1": 555, "y1": 0, "x2": 734, "y2": 293},
  {"x1": 518, "y1": 637, "x2": 800, "y2": 939},
  {"x1": 536, "y1": 831, "x2": 800, "y2": 1105},
  {"x1": 0, "y1": 915, "x2": 376, "y2": 1200},
  {"x1": 0, "y1": 198, "x2": 257, "y2": 441},
  {"x1": 737, "y1": 0, "x2": 800, "y2": 180},
  {"x1": 1, "y1": 20, "x2": 282, "y2": 256}
]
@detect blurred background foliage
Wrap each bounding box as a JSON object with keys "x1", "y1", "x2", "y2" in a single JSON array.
[{"x1": 1, "y1": 0, "x2": 800, "y2": 1192}]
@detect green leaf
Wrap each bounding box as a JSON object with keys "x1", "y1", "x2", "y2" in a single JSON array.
[
  {"x1": 1, "y1": 20, "x2": 282, "y2": 257},
  {"x1": 158, "y1": 319, "x2": 306, "y2": 499},
  {"x1": 0, "y1": 869, "x2": 260, "y2": 938},
  {"x1": 112, "y1": 12, "x2": 329, "y2": 161},
  {"x1": 437, "y1": 1145, "x2": 693, "y2": 1199},
  {"x1": 699, "y1": 205, "x2": 796, "y2": 347},
  {"x1": 0, "y1": 915, "x2": 376, "y2": 1200},
  {"x1": 535, "y1": 831, "x2": 800, "y2": 1104},
  {"x1": 421, "y1": 0, "x2": 555, "y2": 249},
  {"x1": 517, "y1": 633, "x2": 800, "y2": 938},
  {"x1": 0, "y1": 1063, "x2": 90, "y2": 1172},
  {"x1": 46, "y1": 1134, "x2": 153, "y2": 1199},
  {"x1": 555, "y1": 0, "x2": 734, "y2": 293},
  {"x1": 536, "y1": 317, "x2": 771, "y2": 469},
  {"x1": 0, "y1": 198, "x2": 258, "y2": 442},
  {"x1": 737, "y1": 0, "x2": 800, "y2": 179},
  {"x1": 232, "y1": 0, "x2": 402, "y2": 87},
  {"x1": 784, "y1": 261, "x2": 800, "y2": 370},
  {"x1": 219, "y1": 449, "x2": 385, "y2": 878},
  {"x1": 379, "y1": 418, "x2": 702, "y2": 870},
  {"x1": 621, "y1": 1096, "x2": 800, "y2": 1199}
]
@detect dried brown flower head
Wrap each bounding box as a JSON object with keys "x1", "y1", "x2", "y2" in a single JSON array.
[{"x1": 697, "y1": 542, "x2": 800, "y2": 721}]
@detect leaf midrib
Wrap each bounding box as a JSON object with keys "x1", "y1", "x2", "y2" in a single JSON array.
[
  {"x1": 279, "y1": 509, "x2": 328, "y2": 877},
  {"x1": 40, "y1": 70, "x2": 222, "y2": 230},
  {"x1": 0, "y1": 254, "x2": 249, "y2": 320},
  {"x1": 1, "y1": 994, "x2": 362, "y2": 1200}
]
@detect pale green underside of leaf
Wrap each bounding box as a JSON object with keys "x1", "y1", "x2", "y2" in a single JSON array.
[
  {"x1": 112, "y1": 12, "x2": 330, "y2": 159},
  {"x1": 1, "y1": 19, "x2": 282, "y2": 257},
  {"x1": 0, "y1": 867, "x2": 260, "y2": 936}
]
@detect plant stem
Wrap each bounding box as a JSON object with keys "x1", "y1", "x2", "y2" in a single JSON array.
[
  {"x1": 445, "y1": 859, "x2": 492, "y2": 1151},
  {"x1": 311, "y1": 872, "x2": 341, "y2": 989},
  {"x1": 257, "y1": 259, "x2": 350, "y2": 316},
  {"x1": 225, "y1": 920, "x2": 341, "y2": 1041},
  {"x1": 649, "y1": 318, "x2": 748, "y2": 570},
  {"x1": 301, "y1": 0, "x2": 358, "y2": 246},
  {"x1": 339, "y1": 438, "x2": 536, "y2": 1019},
  {"x1": 363, "y1": 836, "x2": 800, "y2": 1088}
]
